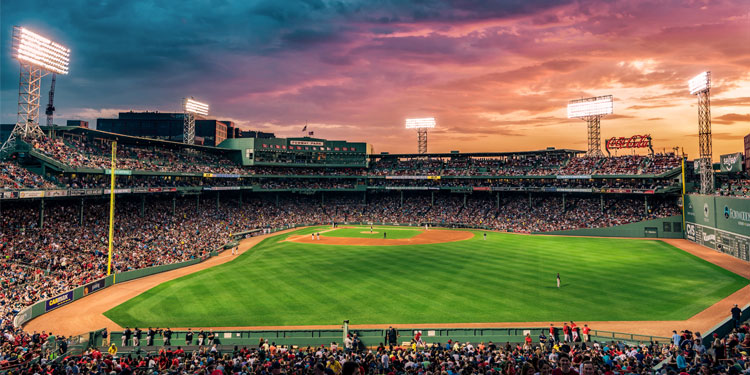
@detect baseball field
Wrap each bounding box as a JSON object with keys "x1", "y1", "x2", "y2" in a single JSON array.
[{"x1": 103, "y1": 226, "x2": 748, "y2": 328}]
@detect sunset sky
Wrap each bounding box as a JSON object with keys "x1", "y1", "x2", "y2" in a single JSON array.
[{"x1": 2, "y1": 0, "x2": 748, "y2": 158}]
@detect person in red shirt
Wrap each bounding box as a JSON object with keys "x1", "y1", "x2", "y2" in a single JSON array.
[
  {"x1": 570, "y1": 321, "x2": 579, "y2": 342},
  {"x1": 582, "y1": 324, "x2": 591, "y2": 342},
  {"x1": 414, "y1": 331, "x2": 423, "y2": 347},
  {"x1": 552, "y1": 354, "x2": 579, "y2": 375},
  {"x1": 562, "y1": 323, "x2": 571, "y2": 343}
]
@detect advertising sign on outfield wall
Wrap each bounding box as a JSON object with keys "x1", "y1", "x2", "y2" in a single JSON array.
[
  {"x1": 684, "y1": 195, "x2": 716, "y2": 227},
  {"x1": 685, "y1": 195, "x2": 750, "y2": 261},
  {"x1": 83, "y1": 279, "x2": 106, "y2": 296},
  {"x1": 715, "y1": 196, "x2": 750, "y2": 234},
  {"x1": 45, "y1": 291, "x2": 74, "y2": 312}
]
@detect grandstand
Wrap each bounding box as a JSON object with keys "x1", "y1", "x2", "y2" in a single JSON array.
[{"x1": 1, "y1": 126, "x2": 748, "y2": 374}]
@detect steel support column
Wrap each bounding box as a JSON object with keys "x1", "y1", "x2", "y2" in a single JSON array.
[
  {"x1": 585, "y1": 116, "x2": 604, "y2": 157},
  {"x1": 417, "y1": 129, "x2": 428, "y2": 154},
  {"x1": 39, "y1": 199, "x2": 45, "y2": 228},
  {"x1": 697, "y1": 90, "x2": 714, "y2": 194},
  {"x1": 183, "y1": 112, "x2": 195, "y2": 145},
  {"x1": 0, "y1": 63, "x2": 47, "y2": 157}
]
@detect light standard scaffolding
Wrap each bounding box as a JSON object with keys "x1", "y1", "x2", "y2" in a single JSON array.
[
  {"x1": 1, "y1": 27, "x2": 70, "y2": 157},
  {"x1": 183, "y1": 98, "x2": 209, "y2": 145},
  {"x1": 689, "y1": 71, "x2": 714, "y2": 194},
  {"x1": 567, "y1": 95, "x2": 613, "y2": 157},
  {"x1": 405, "y1": 117, "x2": 436, "y2": 154}
]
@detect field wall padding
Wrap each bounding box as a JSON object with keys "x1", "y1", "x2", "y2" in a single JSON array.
[
  {"x1": 684, "y1": 194, "x2": 750, "y2": 261},
  {"x1": 537, "y1": 215, "x2": 683, "y2": 239}
]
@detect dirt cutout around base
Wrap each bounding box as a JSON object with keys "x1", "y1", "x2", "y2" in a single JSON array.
[
  {"x1": 22, "y1": 232, "x2": 749, "y2": 338},
  {"x1": 287, "y1": 227, "x2": 474, "y2": 246}
]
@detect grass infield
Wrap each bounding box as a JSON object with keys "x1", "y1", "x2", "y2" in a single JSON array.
[{"x1": 105, "y1": 226, "x2": 748, "y2": 327}]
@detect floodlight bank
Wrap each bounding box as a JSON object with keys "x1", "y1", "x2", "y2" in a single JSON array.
[
  {"x1": 405, "y1": 117, "x2": 436, "y2": 129},
  {"x1": 567, "y1": 95, "x2": 613, "y2": 118},
  {"x1": 184, "y1": 98, "x2": 210, "y2": 116},
  {"x1": 14, "y1": 27, "x2": 70, "y2": 75},
  {"x1": 689, "y1": 71, "x2": 710, "y2": 95}
]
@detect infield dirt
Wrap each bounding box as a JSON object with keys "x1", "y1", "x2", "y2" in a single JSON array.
[{"x1": 286, "y1": 227, "x2": 474, "y2": 246}]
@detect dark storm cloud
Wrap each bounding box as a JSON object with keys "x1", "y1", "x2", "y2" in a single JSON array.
[{"x1": 1, "y1": 0, "x2": 574, "y2": 121}]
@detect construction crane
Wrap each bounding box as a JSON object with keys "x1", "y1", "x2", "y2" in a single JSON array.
[{"x1": 45, "y1": 73, "x2": 56, "y2": 126}]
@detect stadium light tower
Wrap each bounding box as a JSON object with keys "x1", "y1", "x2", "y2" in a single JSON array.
[
  {"x1": 405, "y1": 117, "x2": 436, "y2": 154},
  {"x1": 567, "y1": 95, "x2": 613, "y2": 157},
  {"x1": 0, "y1": 26, "x2": 70, "y2": 157},
  {"x1": 689, "y1": 71, "x2": 713, "y2": 194},
  {"x1": 183, "y1": 97, "x2": 209, "y2": 145}
]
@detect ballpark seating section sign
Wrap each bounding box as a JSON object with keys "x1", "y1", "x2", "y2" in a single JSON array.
[{"x1": 684, "y1": 194, "x2": 750, "y2": 261}]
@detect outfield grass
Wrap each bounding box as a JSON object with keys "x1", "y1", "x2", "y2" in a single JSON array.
[
  {"x1": 105, "y1": 227, "x2": 748, "y2": 327},
  {"x1": 323, "y1": 227, "x2": 422, "y2": 239}
]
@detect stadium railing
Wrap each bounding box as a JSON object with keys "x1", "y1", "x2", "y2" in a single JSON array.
[{"x1": 102, "y1": 327, "x2": 670, "y2": 354}]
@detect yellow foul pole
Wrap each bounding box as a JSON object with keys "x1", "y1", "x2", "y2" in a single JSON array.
[
  {"x1": 107, "y1": 141, "x2": 117, "y2": 283},
  {"x1": 681, "y1": 156, "x2": 686, "y2": 233}
]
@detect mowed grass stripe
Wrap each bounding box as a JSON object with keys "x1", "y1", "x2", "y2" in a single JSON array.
[{"x1": 104, "y1": 229, "x2": 749, "y2": 327}]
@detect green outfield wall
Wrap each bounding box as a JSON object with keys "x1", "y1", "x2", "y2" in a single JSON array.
[
  {"x1": 684, "y1": 195, "x2": 750, "y2": 261},
  {"x1": 536, "y1": 215, "x2": 683, "y2": 238}
]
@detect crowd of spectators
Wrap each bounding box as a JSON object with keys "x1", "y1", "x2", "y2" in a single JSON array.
[
  {"x1": 3, "y1": 136, "x2": 683, "y2": 186},
  {"x1": 642, "y1": 154, "x2": 683, "y2": 175},
  {"x1": 716, "y1": 180, "x2": 750, "y2": 198},
  {"x1": 0, "y1": 190, "x2": 705, "y2": 372},
  {"x1": 30, "y1": 137, "x2": 242, "y2": 175},
  {"x1": 0, "y1": 162, "x2": 56, "y2": 189},
  {"x1": 258, "y1": 179, "x2": 358, "y2": 190},
  {"x1": 8, "y1": 321, "x2": 750, "y2": 374}
]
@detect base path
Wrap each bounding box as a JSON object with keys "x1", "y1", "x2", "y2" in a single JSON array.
[
  {"x1": 23, "y1": 232, "x2": 749, "y2": 338},
  {"x1": 287, "y1": 228, "x2": 474, "y2": 246}
]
